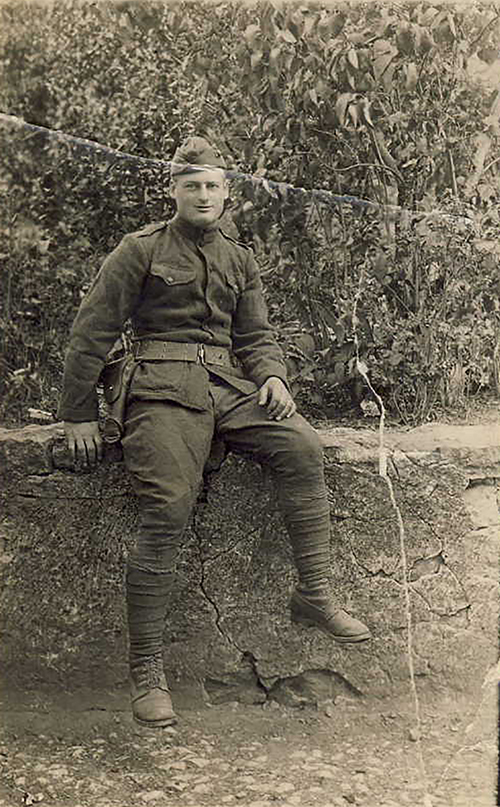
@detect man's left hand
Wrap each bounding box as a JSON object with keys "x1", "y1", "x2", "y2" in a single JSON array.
[{"x1": 258, "y1": 377, "x2": 297, "y2": 421}]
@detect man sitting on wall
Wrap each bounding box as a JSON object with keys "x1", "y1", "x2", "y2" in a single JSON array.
[{"x1": 59, "y1": 137, "x2": 372, "y2": 728}]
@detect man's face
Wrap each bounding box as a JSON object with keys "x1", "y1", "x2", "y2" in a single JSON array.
[{"x1": 170, "y1": 169, "x2": 229, "y2": 228}]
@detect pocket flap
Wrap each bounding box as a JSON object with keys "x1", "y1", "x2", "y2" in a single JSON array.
[{"x1": 150, "y1": 263, "x2": 196, "y2": 286}]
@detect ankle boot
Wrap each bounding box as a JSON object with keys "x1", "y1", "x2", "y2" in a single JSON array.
[
  {"x1": 291, "y1": 587, "x2": 371, "y2": 644},
  {"x1": 282, "y1": 494, "x2": 371, "y2": 643},
  {"x1": 130, "y1": 653, "x2": 177, "y2": 727},
  {"x1": 126, "y1": 566, "x2": 177, "y2": 725}
]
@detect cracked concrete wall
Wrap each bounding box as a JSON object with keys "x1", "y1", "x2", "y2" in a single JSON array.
[{"x1": 0, "y1": 421, "x2": 498, "y2": 708}]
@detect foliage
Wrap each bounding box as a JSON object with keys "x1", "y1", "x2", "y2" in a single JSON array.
[
  {"x1": 1, "y1": 0, "x2": 499, "y2": 426},
  {"x1": 224, "y1": 0, "x2": 500, "y2": 420}
]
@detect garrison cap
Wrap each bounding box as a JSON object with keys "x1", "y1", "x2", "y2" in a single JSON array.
[{"x1": 171, "y1": 136, "x2": 227, "y2": 176}]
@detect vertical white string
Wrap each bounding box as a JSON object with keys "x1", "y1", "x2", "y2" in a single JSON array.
[{"x1": 353, "y1": 271, "x2": 434, "y2": 807}]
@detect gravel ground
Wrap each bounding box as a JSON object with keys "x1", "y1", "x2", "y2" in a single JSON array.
[{"x1": 0, "y1": 686, "x2": 496, "y2": 807}]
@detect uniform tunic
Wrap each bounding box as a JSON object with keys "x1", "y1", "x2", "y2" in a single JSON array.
[{"x1": 58, "y1": 216, "x2": 289, "y2": 422}]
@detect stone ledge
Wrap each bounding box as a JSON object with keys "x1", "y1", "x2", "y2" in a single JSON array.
[
  {"x1": 2, "y1": 420, "x2": 499, "y2": 479},
  {"x1": 320, "y1": 422, "x2": 500, "y2": 478},
  {"x1": 0, "y1": 420, "x2": 498, "y2": 708}
]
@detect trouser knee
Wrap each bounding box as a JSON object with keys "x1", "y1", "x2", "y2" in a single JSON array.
[
  {"x1": 130, "y1": 491, "x2": 194, "y2": 573},
  {"x1": 272, "y1": 424, "x2": 324, "y2": 483}
]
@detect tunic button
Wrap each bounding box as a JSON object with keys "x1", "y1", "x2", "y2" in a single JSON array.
[{"x1": 166, "y1": 276, "x2": 174, "y2": 283}]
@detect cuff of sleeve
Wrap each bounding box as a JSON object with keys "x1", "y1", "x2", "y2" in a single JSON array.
[
  {"x1": 251, "y1": 363, "x2": 289, "y2": 390},
  {"x1": 57, "y1": 404, "x2": 99, "y2": 423}
]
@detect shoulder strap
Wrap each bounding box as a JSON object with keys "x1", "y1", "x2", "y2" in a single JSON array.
[
  {"x1": 220, "y1": 229, "x2": 253, "y2": 251},
  {"x1": 134, "y1": 220, "x2": 169, "y2": 238},
  {"x1": 132, "y1": 220, "x2": 170, "y2": 274}
]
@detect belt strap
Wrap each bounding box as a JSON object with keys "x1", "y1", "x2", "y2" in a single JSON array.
[{"x1": 133, "y1": 340, "x2": 235, "y2": 367}]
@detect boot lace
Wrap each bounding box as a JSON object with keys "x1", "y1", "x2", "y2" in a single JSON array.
[{"x1": 134, "y1": 654, "x2": 167, "y2": 689}]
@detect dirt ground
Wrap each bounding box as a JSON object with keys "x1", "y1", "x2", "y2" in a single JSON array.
[
  {"x1": 2, "y1": 397, "x2": 498, "y2": 807},
  {"x1": 0, "y1": 683, "x2": 497, "y2": 807}
]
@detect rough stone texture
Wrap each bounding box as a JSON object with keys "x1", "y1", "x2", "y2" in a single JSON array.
[{"x1": 0, "y1": 421, "x2": 498, "y2": 707}]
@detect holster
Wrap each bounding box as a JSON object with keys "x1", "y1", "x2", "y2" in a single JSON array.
[{"x1": 100, "y1": 354, "x2": 137, "y2": 443}]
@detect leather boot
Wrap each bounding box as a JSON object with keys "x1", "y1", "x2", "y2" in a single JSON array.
[
  {"x1": 291, "y1": 587, "x2": 371, "y2": 644},
  {"x1": 126, "y1": 566, "x2": 177, "y2": 726},
  {"x1": 282, "y1": 486, "x2": 371, "y2": 644},
  {"x1": 130, "y1": 653, "x2": 177, "y2": 727}
]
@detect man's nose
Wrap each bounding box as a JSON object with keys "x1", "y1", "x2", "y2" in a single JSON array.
[{"x1": 198, "y1": 184, "x2": 209, "y2": 200}]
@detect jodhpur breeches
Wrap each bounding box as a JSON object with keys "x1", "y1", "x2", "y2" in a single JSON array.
[
  {"x1": 122, "y1": 373, "x2": 330, "y2": 574},
  {"x1": 121, "y1": 373, "x2": 332, "y2": 657}
]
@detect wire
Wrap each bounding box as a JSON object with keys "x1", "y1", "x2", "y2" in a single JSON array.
[{"x1": 0, "y1": 112, "x2": 474, "y2": 224}]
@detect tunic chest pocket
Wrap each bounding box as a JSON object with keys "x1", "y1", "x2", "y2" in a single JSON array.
[{"x1": 150, "y1": 263, "x2": 196, "y2": 286}]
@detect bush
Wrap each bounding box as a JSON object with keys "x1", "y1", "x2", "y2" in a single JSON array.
[{"x1": 1, "y1": 0, "x2": 499, "y2": 425}]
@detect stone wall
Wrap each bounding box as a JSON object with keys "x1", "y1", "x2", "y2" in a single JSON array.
[{"x1": 0, "y1": 421, "x2": 498, "y2": 708}]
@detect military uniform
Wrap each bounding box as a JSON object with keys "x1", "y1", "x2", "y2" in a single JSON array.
[
  {"x1": 60, "y1": 137, "x2": 370, "y2": 728},
  {"x1": 59, "y1": 216, "x2": 289, "y2": 421}
]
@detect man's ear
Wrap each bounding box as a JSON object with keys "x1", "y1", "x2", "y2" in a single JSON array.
[{"x1": 169, "y1": 181, "x2": 177, "y2": 200}]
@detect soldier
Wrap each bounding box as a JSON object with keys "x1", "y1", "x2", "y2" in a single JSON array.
[{"x1": 59, "y1": 137, "x2": 371, "y2": 728}]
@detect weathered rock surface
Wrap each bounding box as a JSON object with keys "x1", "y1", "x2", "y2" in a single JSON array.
[{"x1": 0, "y1": 421, "x2": 498, "y2": 707}]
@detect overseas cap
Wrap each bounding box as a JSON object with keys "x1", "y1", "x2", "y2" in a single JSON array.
[{"x1": 171, "y1": 136, "x2": 227, "y2": 176}]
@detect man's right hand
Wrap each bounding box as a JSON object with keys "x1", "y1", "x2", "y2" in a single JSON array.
[{"x1": 64, "y1": 421, "x2": 104, "y2": 467}]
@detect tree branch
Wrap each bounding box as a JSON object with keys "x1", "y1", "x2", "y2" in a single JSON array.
[{"x1": 468, "y1": 10, "x2": 500, "y2": 53}]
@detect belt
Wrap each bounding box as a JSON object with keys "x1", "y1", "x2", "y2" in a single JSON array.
[{"x1": 133, "y1": 340, "x2": 236, "y2": 367}]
